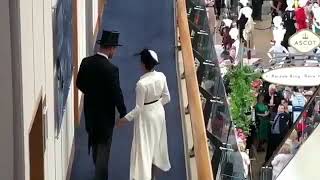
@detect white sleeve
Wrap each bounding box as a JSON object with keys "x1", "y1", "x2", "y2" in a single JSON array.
[
  {"x1": 268, "y1": 47, "x2": 274, "y2": 59},
  {"x1": 125, "y1": 83, "x2": 145, "y2": 122},
  {"x1": 245, "y1": 155, "x2": 250, "y2": 165},
  {"x1": 271, "y1": 156, "x2": 280, "y2": 167},
  {"x1": 160, "y1": 76, "x2": 171, "y2": 105}
]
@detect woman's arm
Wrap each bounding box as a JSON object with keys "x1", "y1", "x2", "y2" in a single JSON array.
[
  {"x1": 257, "y1": 111, "x2": 270, "y2": 117},
  {"x1": 124, "y1": 83, "x2": 145, "y2": 122},
  {"x1": 268, "y1": 46, "x2": 274, "y2": 59},
  {"x1": 238, "y1": 9, "x2": 243, "y2": 20},
  {"x1": 269, "y1": 94, "x2": 275, "y2": 106},
  {"x1": 276, "y1": 2, "x2": 282, "y2": 11},
  {"x1": 270, "y1": 0, "x2": 277, "y2": 9},
  {"x1": 160, "y1": 76, "x2": 171, "y2": 105},
  {"x1": 272, "y1": 156, "x2": 280, "y2": 166}
]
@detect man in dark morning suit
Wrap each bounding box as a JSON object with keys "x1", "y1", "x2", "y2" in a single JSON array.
[
  {"x1": 265, "y1": 104, "x2": 289, "y2": 162},
  {"x1": 76, "y1": 30, "x2": 127, "y2": 180}
]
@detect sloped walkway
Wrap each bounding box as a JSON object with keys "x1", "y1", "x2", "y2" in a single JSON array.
[{"x1": 70, "y1": 0, "x2": 187, "y2": 179}]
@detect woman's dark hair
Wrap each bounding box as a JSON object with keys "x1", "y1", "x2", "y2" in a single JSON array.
[
  {"x1": 281, "y1": 98, "x2": 288, "y2": 104},
  {"x1": 140, "y1": 49, "x2": 159, "y2": 71},
  {"x1": 257, "y1": 94, "x2": 264, "y2": 103}
]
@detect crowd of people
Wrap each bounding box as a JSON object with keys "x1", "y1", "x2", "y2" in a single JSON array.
[
  {"x1": 197, "y1": 0, "x2": 320, "y2": 178},
  {"x1": 270, "y1": 88, "x2": 320, "y2": 180},
  {"x1": 254, "y1": 84, "x2": 310, "y2": 155},
  {"x1": 244, "y1": 80, "x2": 320, "y2": 179}
]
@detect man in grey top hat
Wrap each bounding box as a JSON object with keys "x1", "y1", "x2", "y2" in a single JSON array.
[{"x1": 76, "y1": 30, "x2": 127, "y2": 180}]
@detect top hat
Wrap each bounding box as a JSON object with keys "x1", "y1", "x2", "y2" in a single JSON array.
[{"x1": 97, "y1": 30, "x2": 122, "y2": 47}]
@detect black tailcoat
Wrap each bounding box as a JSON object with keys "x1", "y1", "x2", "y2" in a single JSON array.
[{"x1": 76, "y1": 54, "x2": 127, "y2": 152}]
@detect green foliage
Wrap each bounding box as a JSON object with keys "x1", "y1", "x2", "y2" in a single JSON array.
[{"x1": 228, "y1": 65, "x2": 261, "y2": 134}]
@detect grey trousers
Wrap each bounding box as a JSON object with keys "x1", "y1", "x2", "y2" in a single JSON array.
[{"x1": 92, "y1": 137, "x2": 112, "y2": 180}]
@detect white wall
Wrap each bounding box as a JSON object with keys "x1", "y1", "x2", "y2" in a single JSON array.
[
  {"x1": 77, "y1": 0, "x2": 101, "y2": 106},
  {"x1": 278, "y1": 125, "x2": 320, "y2": 180},
  {"x1": 0, "y1": 0, "x2": 14, "y2": 179},
  {"x1": 43, "y1": 0, "x2": 56, "y2": 178},
  {"x1": 17, "y1": 0, "x2": 55, "y2": 178},
  {"x1": 18, "y1": 0, "x2": 77, "y2": 177},
  {"x1": 5, "y1": 0, "x2": 101, "y2": 179}
]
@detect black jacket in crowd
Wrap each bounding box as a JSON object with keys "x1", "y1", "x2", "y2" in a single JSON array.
[
  {"x1": 272, "y1": 112, "x2": 290, "y2": 137},
  {"x1": 76, "y1": 54, "x2": 127, "y2": 151}
]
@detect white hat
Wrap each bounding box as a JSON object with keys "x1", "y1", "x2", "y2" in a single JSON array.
[
  {"x1": 223, "y1": 19, "x2": 233, "y2": 27},
  {"x1": 299, "y1": 0, "x2": 308, "y2": 7},
  {"x1": 242, "y1": 7, "x2": 253, "y2": 18},
  {"x1": 273, "y1": 16, "x2": 283, "y2": 26},
  {"x1": 239, "y1": 0, "x2": 248, "y2": 6},
  {"x1": 136, "y1": 48, "x2": 160, "y2": 65},
  {"x1": 304, "y1": 91, "x2": 313, "y2": 96},
  {"x1": 229, "y1": 28, "x2": 239, "y2": 40},
  {"x1": 148, "y1": 49, "x2": 159, "y2": 63}
]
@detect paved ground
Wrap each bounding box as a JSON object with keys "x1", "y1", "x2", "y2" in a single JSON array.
[
  {"x1": 213, "y1": 15, "x2": 272, "y2": 68},
  {"x1": 70, "y1": 0, "x2": 187, "y2": 179},
  {"x1": 252, "y1": 18, "x2": 273, "y2": 64},
  {"x1": 251, "y1": 16, "x2": 273, "y2": 180}
]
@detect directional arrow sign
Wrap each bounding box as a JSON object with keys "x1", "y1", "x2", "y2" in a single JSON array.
[{"x1": 289, "y1": 30, "x2": 320, "y2": 53}]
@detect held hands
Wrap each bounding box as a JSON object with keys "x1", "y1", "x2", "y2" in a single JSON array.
[{"x1": 116, "y1": 117, "x2": 129, "y2": 128}]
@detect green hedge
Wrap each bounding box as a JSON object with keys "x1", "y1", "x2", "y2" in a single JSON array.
[{"x1": 227, "y1": 65, "x2": 260, "y2": 134}]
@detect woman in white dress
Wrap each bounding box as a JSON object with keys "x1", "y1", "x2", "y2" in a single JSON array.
[{"x1": 117, "y1": 49, "x2": 171, "y2": 180}]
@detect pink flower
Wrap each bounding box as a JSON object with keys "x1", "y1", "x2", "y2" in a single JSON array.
[{"x1": 236, "y1": 128, "x2": 248, "y2": 142}]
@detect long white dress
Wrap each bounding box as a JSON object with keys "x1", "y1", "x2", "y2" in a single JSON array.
[{"x1": 125, "y1": 71, "x2": 171, "y2": 180}]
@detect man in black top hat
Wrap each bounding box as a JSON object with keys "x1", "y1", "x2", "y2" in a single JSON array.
[{"x1": 76, "y1": 30, "x2": 127, "y2": 180}]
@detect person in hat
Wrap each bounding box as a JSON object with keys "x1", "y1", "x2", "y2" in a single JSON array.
[
  {"x1": 76, "y1": 30, "x2": 127, "y2": 180},
  {"x1": 116, "y1": 49, "x2": 171, "y2": 180}
]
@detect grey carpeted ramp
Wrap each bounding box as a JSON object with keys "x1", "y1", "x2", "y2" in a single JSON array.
[{"x1": 70, "y1": 0, "x2": 187, "y2": 179}]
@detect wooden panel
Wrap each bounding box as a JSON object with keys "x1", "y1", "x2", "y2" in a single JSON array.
[
  {"x1": 29, "y1": 100, "x2": 44, "y2": 180},
  {"x1": 77, "y1": 0, "x2": 107, "y2": 122},
  {"x1": 177, "y1": 0, "x2": 214, "y2": 179}
]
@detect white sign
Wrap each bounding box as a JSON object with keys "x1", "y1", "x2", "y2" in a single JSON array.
[
  {"x1": 289, "y1": 30, "x2": 320, "y2": 53},
  {"x1": 292, "y1": 94, "x2": 306, "y2": 107},
  {"x1": 262, "y1": 67, "x2": 320, "y2": 86}
]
